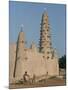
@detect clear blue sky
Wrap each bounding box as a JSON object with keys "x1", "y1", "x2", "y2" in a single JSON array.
[{"x1": 9, "y1": 1, "x2": 66, "y2": 57}]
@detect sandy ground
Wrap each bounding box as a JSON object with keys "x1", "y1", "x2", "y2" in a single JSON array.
[{"x1": 9, "y1": 78, "x2": 66, "y2": 89}]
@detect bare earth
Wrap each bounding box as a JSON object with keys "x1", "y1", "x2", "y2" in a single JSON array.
[{"x1": 9, "y1": 78, "x2": 66, "y2": 89}]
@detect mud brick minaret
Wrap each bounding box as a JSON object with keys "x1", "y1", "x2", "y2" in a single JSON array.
[
  {"x1": 39, "y1": 10, "x2": 59, "y2": 76},
  {"x1": 39, "y1": 11, "x2": 52, "y2": 53},
  {"x1": 13, "y1": 26, "x2": 26, "y2": 78},
  {"x1": 39, "y1": 10, "x2": 53, "y2": 61}
]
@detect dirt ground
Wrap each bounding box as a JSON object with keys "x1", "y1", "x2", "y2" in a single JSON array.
[{"x1": 9, "y1": 78, "x2": 66, "y2": 89}]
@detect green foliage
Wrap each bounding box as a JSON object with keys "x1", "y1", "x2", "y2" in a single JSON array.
[{"x1": 59, "y1": 55, "x2": 66, "y2": 69}]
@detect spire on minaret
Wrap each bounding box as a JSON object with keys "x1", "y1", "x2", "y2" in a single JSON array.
[
  {"x1": 43, "y1": 8, "x2": 47, "y2": 13},
  {"x1": 20, "y1": 24, "x2": 24, "y2": 32},
  {"x1": 42, "y1": 8, "x2": 48, "y2": 17},
  {"x1": 18, "y1": 24, "x2": 25, "y2": 43}
]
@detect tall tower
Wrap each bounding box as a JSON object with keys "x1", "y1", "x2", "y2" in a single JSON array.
[
  {"x1": 13, "y1": 25, "x2": 26, "y2": 79},
  {"x1": 39, "y1": 10, "x2": 59, "y2": 76},
  {"x1": 39, "y1": 10, "x2": 52, "y2": 54}
]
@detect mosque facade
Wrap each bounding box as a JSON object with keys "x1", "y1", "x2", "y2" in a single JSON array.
[{"x1": 9, "y1": 11, "x2": 59, "y2": 83}]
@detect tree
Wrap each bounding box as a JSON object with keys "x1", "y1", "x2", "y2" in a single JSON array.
[{"x1": 59, "y1": 55, "x2": 66, "y2": 69}]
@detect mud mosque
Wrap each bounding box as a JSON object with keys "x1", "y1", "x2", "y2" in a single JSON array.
[{"x1": 9, "y1": 11, "x2": 59, "y2": 83}]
